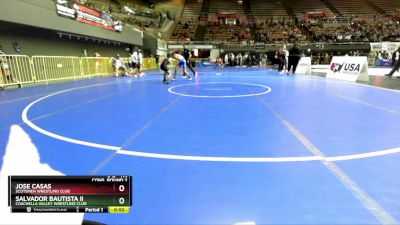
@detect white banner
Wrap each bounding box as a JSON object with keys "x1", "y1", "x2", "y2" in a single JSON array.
[
  {"x1": 370, "y1": 42, "x2": 400, "y2": 53},
  {"x1": 326, "y1": 56, "x2": 369, "y2": 82},
  {"x1": 296, "y1": 57, "x2": 311, "y2": 74},
  {"x1": 369, "y1": 42, "x2": 382, "y2": 52},
  {"x1": 56, "y1": 4, "x2": 75, "y2": 18},
  {"x1": 386, "y1": 42, "x2": 400, "y2": 53},
  {"x1": 167, "y1": 45, "x2": 214, "y2": 49}
]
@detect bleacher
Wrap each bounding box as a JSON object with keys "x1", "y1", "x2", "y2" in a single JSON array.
[
  {"x1": 204, "y1": 24, "x2": 251, "y2": 43},
  {"x1": 327, "y1": 0, "x2": 377, "y2": 15},
  {"x1": 250, "y1": 0, "x2": 288, "y2": 19},
  {"x1": 255, "y1": 21, "x2": 310, "y2": 44},
  {"x1": 181, "y1": 0, "x2": 203, "y2": 20},
  {"x1": 197, "y1": 0, "x2": 255, "y2": 44},
  {"x1": 287, "y1": 0, "x2": 334, "y2": 17},
  {"x1": 170, "y1": 0, "x2": 203, "y2": 42},
  {"x1": 371, "y1": 0, "x2": 400, "y2": 15},
  {"x1": 209, "y1": 0, "x2": 245, "y2": 15}
]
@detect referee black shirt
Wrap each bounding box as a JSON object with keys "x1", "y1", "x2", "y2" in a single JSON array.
[{"x1": 183, "y1": 48, "x2": 191, "y2": 61}]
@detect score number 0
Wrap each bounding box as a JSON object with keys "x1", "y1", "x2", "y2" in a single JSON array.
[{"x1": 118, "y1": 184, "x2": 125, "y2": 205}]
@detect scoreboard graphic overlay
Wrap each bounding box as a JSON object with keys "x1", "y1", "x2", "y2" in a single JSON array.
[{"x1": 8, "y1": 176, "x2": 132, "y2": 213}]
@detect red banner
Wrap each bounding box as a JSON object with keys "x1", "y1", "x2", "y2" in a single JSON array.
[
  {"x1": 73, "y1": 4, "x2": 101, "y2": 17},
  {"x1": 56, "y1": 3, "x2": 121, "y2": 32},
  {"x1": 76, "y1": 18, "x2": 115, "y2": 31},
  {"x1": 305, "y1": 11, "x2": 326, "y2": 18}
]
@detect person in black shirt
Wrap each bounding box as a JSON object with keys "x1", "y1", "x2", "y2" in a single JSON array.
[
  {"x1": 160, "y1": 56, "x2": 173, "y2": 84},
  {"x1": 288, "y1": 43, "x2": 302, "y2": 75},
  {"x1": 183, "y1": 47, "x2": 197, "y2": 77},
  {"x1": 385, "y1": 47, "x2": 400, "y2": 78}
]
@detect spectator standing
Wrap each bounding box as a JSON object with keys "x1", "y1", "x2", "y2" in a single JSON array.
[
  {"x1": 305, "y1": 49, "x2": 312, "y2": 57},
  {"x1": 243, "y1": 53, "x2": 249, "y2": 67},
  {"x1": 230, "y1": 53, "x2": 235, "y2": 67},
  {"x1": 324, "y1": 52, "x2": 330, "y2": 64},
  {"x1": 137, "y1": 49, "x2": 145, "y2": 77},
  {"x1": 131, "y1": 50, "x2": 139, "y2": 77},
  {"x1": 0, "y1": 45, "x2": 5, "y2": 87},
  {"x1": 113, "y1": 54, "x2": 124, "y2": 77},
  {"x1": 0, "y1": 45, "x2": 17, "y2": 85},
  {"x1": 237, "y1": 53, "x2": 242, "y2": 66},
  {"x1": 94, "y1": 50, "x2": 103, "y2": 75}
]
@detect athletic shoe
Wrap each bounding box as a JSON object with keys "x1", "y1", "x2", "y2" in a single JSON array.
[
  {"x1": 385, "y1": 74, "x2": 392, "y2": 77},
  {"x1": 188, "y1": 77, "x2": 192, "y2": 80}
]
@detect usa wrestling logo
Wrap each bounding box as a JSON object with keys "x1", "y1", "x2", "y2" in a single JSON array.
[{"x1": 330, "y1": 63, "x2": 343, "y2": 73}]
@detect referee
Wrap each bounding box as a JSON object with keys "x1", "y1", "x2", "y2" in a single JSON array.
[
  {"x1": 287, "y1": 43, "x2": 301, "y2": 75},
  {"x1": 183, "y1": 46, "x2": 197, "y2": 77},
  {"x1": 385, "y1": 47, "x2": 400, "y2": 78}
]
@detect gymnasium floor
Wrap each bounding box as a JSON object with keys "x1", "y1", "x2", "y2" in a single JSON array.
[{"x1": 1, "y1": 67, "x2": 400, "y2": 224}]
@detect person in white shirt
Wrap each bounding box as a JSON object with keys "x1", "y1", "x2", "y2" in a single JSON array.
[
  {"x1": 131, "y1": 50, "x2": 138, "y2": 77},
  {"x1": 237, "y1": 53, "x2": 242, "y2": 66},
  {"x1": 94, "y1": 51, "x2": 103, "y2": 75},
  {"x1": 282, "y1": 45, "x2": 289, "y2": 74},
  {"x1": 136, "y1": 49, "x2": 145, "y2": 77},
  {"x1": 113, "y1": 54, "x2": 123, "y2": 77}
]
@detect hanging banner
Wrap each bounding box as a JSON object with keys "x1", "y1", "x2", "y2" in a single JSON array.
[{"x1": 56, "y1": 1, "x2": 122, "y2": 32}]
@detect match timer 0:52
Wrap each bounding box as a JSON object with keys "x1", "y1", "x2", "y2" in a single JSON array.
[{"x1": 109, "y1": 206, "x2": 130, "y2": 214}]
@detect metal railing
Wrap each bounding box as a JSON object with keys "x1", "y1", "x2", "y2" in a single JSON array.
[
  {"x1": 0, "y1": 55, "x2": 34, "y2": 86},
  {"x1": 32, "y1": 56, "x2": 81, "y2": 83},
  {"x1": 143, "y1": 58, "x2": 158, "y2": 70},
  {"x1": 0, "y1": 55, "x2": 158, "y2": 88},
  {"x1": 81, "y1": 57, "x2": 113, "y2": 77}
]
